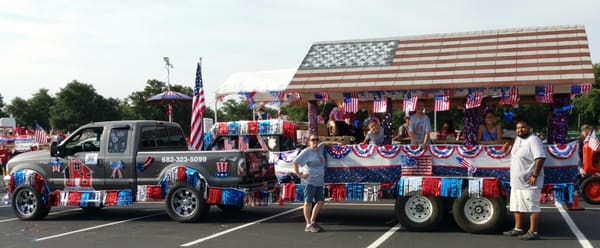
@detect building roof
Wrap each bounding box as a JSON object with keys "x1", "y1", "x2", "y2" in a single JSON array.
[{"x1": 287, "y1": 25, "x2": 594, "y2": 99}]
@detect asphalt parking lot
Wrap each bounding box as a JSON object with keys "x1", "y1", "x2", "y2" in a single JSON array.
[{"x1": 1, "y1": 197, "x2": 599, "y2": 248}]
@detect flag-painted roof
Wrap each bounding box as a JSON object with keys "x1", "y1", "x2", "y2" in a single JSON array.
[{"x1": 287, "y1": 25, "x2": 594, "y2": 99}]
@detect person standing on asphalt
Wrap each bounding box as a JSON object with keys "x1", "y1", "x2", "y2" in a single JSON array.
[
  {"x1": 292, "y1": 134, "x2": 338, "y2": 233},
  {"x1": 502, "y1": 119, "x2": 546, "y2": 240}
]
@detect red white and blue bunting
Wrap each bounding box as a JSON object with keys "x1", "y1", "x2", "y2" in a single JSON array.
[
  {"x1": 429, "y1": 145, "x2": 454, "y2": 158},
  {"x1": 327, "y1": 145, "x2": 352, "y2": 159},
  {"x1": 484, "y1": 146, "x2": 510, "y2": 159},
  {"x1": 401, "y1": 145, "x2": 426, "y2": 158},
  {"x1": 456, "y1": 145, "x2": 483, "y2": 158},
  {"x1": 546, "y1": 143, "x2": 577, "y2": 160},
  {"x1": 352, "y1": 144, "x2": 376, "y2": 158},
  {"x1": 376, "y1": 145, "x2": 402, "y2": 159}
]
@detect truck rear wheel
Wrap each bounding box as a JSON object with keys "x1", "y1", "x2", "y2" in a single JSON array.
[
  {"x1": 452, "y1": 189, "x2": 506, "y2": 233},
  {"x1": 395, "y1": 195, "x2": 443, "y2": 231},
  {"x1": 580, "y1": 176, "x2": 600, "y2": 204},
  {"x1": 11, "y1": 185, "x2": 51, "y2": 220},
  {"x1": 165, "y1": 184, "x2": 210, "y2": 223}
]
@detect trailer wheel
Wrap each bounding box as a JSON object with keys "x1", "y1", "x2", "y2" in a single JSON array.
[
  {"x1": 11, "y1": 185, "x2": 51, "y2": 220},
  {"x1": 452, "y1": 189, "x2": 506, "y2": 233},
  {"x1": 165, "y1": 184, "x2": 210, "y2": 223},
  {"x1": 217, "y1": 204, "x2": 243, "y2": 213},
  {"x1": 580, "y1": 176, "x2": 600, "y2": 204},
  {"x1": 395, "y1": 195, "x2": 443, "y2": 231}
]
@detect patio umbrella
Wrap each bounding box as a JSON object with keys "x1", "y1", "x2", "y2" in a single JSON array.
[{"x1": 146, "y1": 90, "x2": 192, "y2": 122}]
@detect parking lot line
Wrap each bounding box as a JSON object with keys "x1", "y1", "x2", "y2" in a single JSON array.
[
  {"x1": 180, "y1": 206, "x2": 302, "y2": 247},
  {"x1": 554, "y1": 201, "x2": 593, "y2": 248},
  {"x1": 33, "y1": 212, "x2": 164, "y2": 242},
  {"x1": 0, "y1": 209, "x2": 81, "y2": 223},
  {"x1": 366, "y1": 223, "x2": 402, "y2": 248}
]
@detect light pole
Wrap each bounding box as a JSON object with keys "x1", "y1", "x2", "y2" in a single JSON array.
[
  {"x1": 163, "y1": 57, "x2": 174, "y2": 122},
  {"x1": 163, "y1": 57, "x2": 174, "y2": 91}
]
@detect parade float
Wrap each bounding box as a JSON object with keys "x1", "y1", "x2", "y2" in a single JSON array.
[{"x1": 272, "y1": 24, "x2": 598, "y2": 233}]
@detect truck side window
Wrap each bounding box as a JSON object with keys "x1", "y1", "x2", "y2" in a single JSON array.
[
  {"x1": 139, "y1": 125, "x2": 187, "y2": 151},
  {"x1": 64, "y1": 127, "x2": 103, "y2": 156},
  {"x1": 108, "y1": 128, "x2": 128, "y2": 153}
]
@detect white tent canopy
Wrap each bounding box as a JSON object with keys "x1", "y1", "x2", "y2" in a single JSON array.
[{"x1": 216, "y1": 68, "x2": 296, "y2": 102}]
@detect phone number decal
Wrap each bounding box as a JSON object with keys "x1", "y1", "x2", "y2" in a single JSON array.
[{"x1": 161, "y1": 156, "x2": 207, "y2": 163}]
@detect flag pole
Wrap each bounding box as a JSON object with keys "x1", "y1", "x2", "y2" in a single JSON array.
[{"x1": 214, "y1": 93, "x2": 218, "y2": 122}]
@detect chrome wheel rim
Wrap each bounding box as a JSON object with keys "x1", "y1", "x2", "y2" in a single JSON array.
[{"x1": 170, "y1": 188, "x2": 198, "y2": 218}]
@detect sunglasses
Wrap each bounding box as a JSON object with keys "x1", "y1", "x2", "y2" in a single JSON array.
[{"x1": 310, "y1": 138, "x2": 319, "y2": 141}]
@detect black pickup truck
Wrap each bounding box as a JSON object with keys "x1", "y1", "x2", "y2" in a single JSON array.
[{"x1": 4, "y1": 120, "x2": 276, "y2": 222}]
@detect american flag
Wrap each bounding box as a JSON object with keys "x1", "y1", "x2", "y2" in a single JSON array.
[
  {"x1": 571, "y1": 84, "x2": 592, "y2": 95},
  {"x1": 584, "y1": 129, "x2": 600, "y2": 152},
  {"x1": 403, "y1": 96, "x2": 418, "y2": 112},
  {"x1": 190, "y1": 60, "x2": 206, "y2": 151},
  {"x1": 499, "y1": 87, "x2": 519, "y2": 105},
  {"x1": 535, "y1": 85, "x2": 554, "y2": 103},
  {"x1": 343, "y1": 93, "x2": 359, "y2": 113},
  {"x1": 288, "y1": 26, "x2": 594, "y2": 96},
  {"x1": 34, "y1": 123, "x2": 48, "y2": 145},
  {"x1": 456, "y1": 157, "x2": 476, "y2": 173},
  {"x1": 465, "y1": 91, "x2": 482, "y2": 109},
  {"x1": 434, "y1": 95, "x2": 450, "y2": 112},
  {"x1": 373, "y1": 96, "x2": 387, "y2": 113}
]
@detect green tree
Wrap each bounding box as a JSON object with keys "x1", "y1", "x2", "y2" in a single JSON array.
[
  {"x1": 4, "y1": 89, "x2": 54, "y2": 129},
  {"x1": 4, "y1": 97, "x2": 30, "y2": 127},
  {"x1": 219, "y1": 99, "x2": 253, "y2": 121},
  {"x1": 49, "y1": 81, "x2": 120, "y2": 131},
  {"x1": 0, "y1": 93, "x2": 6, "y2": 118},
  {"x1": 282, "y1": 103, "x2": 308, "y2": 122},
  {"x1": 28, "y1": 89, "x2": 54, "y2": 129}
]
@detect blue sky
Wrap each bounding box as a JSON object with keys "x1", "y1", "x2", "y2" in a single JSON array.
[{"x1": 1, "y1": 0, "x2": 599, "y2": 110}]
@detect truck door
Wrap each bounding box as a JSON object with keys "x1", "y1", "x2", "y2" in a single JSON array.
[
  {"x1": 101, "y1": 126, "x2": 134, "y2": 190},
  {"x1": 52, "y1": 127, "x2": 106, "y2": 191}
]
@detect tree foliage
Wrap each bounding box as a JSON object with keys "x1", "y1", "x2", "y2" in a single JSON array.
[{"x1": 49, "y1": 81, "x2": 120, "y2": 131}]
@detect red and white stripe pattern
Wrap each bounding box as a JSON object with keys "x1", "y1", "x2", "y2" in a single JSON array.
[
  {"x1": 403, "y1": 96, "x2": 418, "y2": 112},
  {"x1": 34, "y1": 123, "x2": 48, "y2": 145},
  {"x1": 191, "y1": 60, "x2": 206, "y2": 150},
  {"x1": 373, "y1": 96, "x2": 387, "y2": 113},
  {"x1": 288, "y1": 25, "x2": 594, "y2": 96},
  {"x1": 343, "y1": 93, "x2": 359, "y2": 113},
  {"x1": 499, "y1": 87, "x2": 519, "y2": 105},
  {"x1": 434, "y1": 95, "x2": 450, "y2": 112},
  {"x1": 465, "y1": 90, "x2": 483, "y2": 109},
  {"x1": 584, "y1": 129, "x2": 600, "y2": 152},
  {"x1": 535, "y1": 85, "x2": 554, "y2": 103}
]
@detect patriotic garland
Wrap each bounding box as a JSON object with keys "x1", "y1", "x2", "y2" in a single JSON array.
[
  {"x1": 376, "y1": 145, "x2": 402, "y2": 159},
  {"x1": 456, "y1": 145, "x2": 483, "y2": 158},
  {"x1": 428, "y1": 145, "x2": 454, "y2": 158},
  {"x1": 352, "y1": 144, "x2": 376, "y2": 158},
  {"x1": 401, "y1": 145, "x2": 426, "y2": 158},
  {"x1": 546, "y1": 143, "x2": 577, "y2": 160},
  {"x1": 327, "y1": 145, "x2": 352, "y2": 159},
  {"x1": 484, "y1": 146, "x2": 510, "y2": 159}
]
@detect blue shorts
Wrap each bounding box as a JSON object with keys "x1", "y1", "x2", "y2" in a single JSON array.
[{"x1": 302, "y1": 183, "x2": 324, "y2": 203}]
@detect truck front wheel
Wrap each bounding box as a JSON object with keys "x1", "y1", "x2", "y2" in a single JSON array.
[
  {"x1": 452, "y1": 189, "x2": 506, "y2": 233},
  {"x1": 395, "y1": 195, "x2": 443, "y2": 231},
  {"x1": 11, "y1": 185, "x2": 51, "y2": 220},
  {"x1": 165, "y1": 184, "x2": 210, "y2": 223}
]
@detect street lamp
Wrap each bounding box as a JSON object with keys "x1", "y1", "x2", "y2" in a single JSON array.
[{"x1": 163, "y1": 57, "x2": 174, "y2": 91}]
